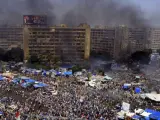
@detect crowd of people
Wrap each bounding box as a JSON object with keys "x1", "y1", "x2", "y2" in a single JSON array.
[{"x1": 0, "y1": 67, "x2": 159, "y2": 120}]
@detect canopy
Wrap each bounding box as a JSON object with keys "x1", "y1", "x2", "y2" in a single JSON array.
[
  {"x1": 104, "y1": 75, "x2": 112, "y2": 80},
  {"x1": 33, "y1": 82, "x2": 47, "y2": 88},
  {"x1": 63, "y1": 71, "x2": 72, "y2": 76},
  {"x1": 141, "y1": 93, "x2": 160, "y2": 102},
  {"x1": 0, "y1": 76, "x2": 4, "y2": 81},
  {"x1": 132, "y1": 115, "x2": 142, "y2": 120},
  {"x1": 20, "y1": 76, "x2": 30, "y2": 80},
  {"x1": 135, "y1": 87, "x2": 141, "y2": 94}
]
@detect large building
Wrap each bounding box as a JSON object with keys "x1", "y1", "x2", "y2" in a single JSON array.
[
  {"x1": 23, "y1": 23, "x2": 91, "y2": 64},
  {"x1": 149, "y1": 28, "x2": 160, "y2": 51},
  {"x1": 115, "y1": 25, "x2": 129, "y2": 58},
  {"x1": 128, "y1": 28, "x2": 149, "y2": 53},
  {"x1": 0, "y1": 25, "x2": 23, "y2": 50},
  {"x1": 91, "y1": 26, "x2": 116, "y2": 58}
]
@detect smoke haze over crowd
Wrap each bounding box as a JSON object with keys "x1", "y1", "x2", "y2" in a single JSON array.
[{"x1": 0, "y1": 0, "x2": 159, "y2": 27}]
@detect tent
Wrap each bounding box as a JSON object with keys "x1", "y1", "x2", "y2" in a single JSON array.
[
  {"x1": 0, "y1": 76, "x2": 4, "y2": 81},
  {"x1": 145, "y1": 109, "x2": 160, "y2": 119},
  {"x1": 20, "y1": 76, "x2": 30, "y2": 80},
  {"x1": 104, "y1": 75, "x2": 112, "y2": 80},
  {"x1": 33, "y1": 82, "x2": 48, "y2": 88},
  {"x1": 56, "y1": 71, "x2": 61, "y2": 76},
  {"x1": 123, "y1": 84, "x2": 131, "y2": 89},
  {"x1": 0, "y1": 111, "x2": 3, "y2": 115},
  {"x1": 135, "y1": 87, "x2": 141, "y2": 94},
  {"x1": 131, "y1": 115, "x2": 142, "y2": 120},
  {"x1": 62, "y1": 71, "x2": 72, "y2": 76},
  {"x1": 25, "y1": 79, "x2": 35, "y2": 83}
]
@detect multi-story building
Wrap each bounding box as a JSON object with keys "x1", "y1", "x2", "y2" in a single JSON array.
[
  {"x1": 0, "y1": 25, "x2": 23, "y2": 50},
  {"x1": 128, "y1": 28, "x2": 148, "y2": 53},
  {"x1": 91, "y1": 27, "x2": 115, "y2": 58},
  {"x1": 149, "y1": 28, "x2": 160, "y2": 51},
  {"x1": 115, "y1": 25, "x2": 129, "y2": 59},
  {"x1": 23, "y1": 23, "x2": 91, "y2": 64}
]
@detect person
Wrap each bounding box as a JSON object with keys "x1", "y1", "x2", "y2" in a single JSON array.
[{"x1": 15, "y1": 110, "x2": 20, "y2": 120}]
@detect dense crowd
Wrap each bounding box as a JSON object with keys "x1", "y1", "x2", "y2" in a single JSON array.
[{"x1": 0, "y1": 68, "x2": 159, "y2": 120}]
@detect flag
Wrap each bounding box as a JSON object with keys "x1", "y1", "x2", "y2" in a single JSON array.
[{"x1": 15, "y1": 111, "x2": 20, "y2": 120}]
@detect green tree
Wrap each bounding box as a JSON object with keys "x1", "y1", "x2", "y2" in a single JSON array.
[
  {"x1": 4, "y1": 47, "x2": 24, "y2": 62},
  {"x1": 28, "y1": 55, "x2": 39, "y2": 64},
  {"x1": 71, "y1": 65, "x2": 82, "y2": 73}
]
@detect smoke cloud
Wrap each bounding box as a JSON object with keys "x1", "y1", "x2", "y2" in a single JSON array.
[
  {"x1": 61, "y1": 0, "x2": 149, "y2": 27},
  {"x1": 0, "y1": 0, "x2": 158, "y2": 27},
  {"x1": 0, "y1": 0, "x2": 57, "y2": 25}
]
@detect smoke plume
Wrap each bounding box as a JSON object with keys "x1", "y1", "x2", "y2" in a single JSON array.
[
  {"x1": 0, "y1": 0, "x2": 158, "y2": 27},
  {"x1": 61, "y1": 0, "x2": 149, "y2": 27},
  {"x1": 0, "y1": 0, "x2": 57, "y2": 25}
]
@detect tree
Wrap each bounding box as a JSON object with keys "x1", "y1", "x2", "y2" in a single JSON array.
[
  {"x1": 28, "y1": 55, "x2": 39, "y2": 64},
  {"x1": 0, "y1": 48, "x2": 5, "y2": 61},
  {"x1": 71, "y1": 65, "x2": 82, "y2": 73},
  {"x1": 4, "y1": 47, "x2": 24, "y2": 62}
]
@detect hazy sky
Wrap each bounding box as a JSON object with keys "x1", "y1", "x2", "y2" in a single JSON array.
[
  {"x1": 54, "y1": 0, "x2": 159, "y2": 17},
  {"x1": 53, "y1": 0, "x2": 159, "y2": 26}
]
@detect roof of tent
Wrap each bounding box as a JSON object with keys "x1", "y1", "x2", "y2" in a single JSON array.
[
  {"x1": 20, "y1": 76, "x2": 30, "y2": 80},
  {"x1": 63, "y1": 71, "x2": 72, "y2": 75},
  {"x1": 33, "y1": 82, "x2": 48, "y2": 88},
  {"x1": 145, "y1": 109, "x2": 160, "y2": 118},
  {"x1": 0, "y1": 76, "x2": 4, "y2": 81}
]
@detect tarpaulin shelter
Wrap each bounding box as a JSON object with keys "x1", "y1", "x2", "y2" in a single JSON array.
[
  {"x1": 104, "y1": 75, "x2": 112, "y2": 80},
  {"x1": 42, "y1": 72, "x2": 47, "y2": 76},
  {"x1": 0, "y1": 76, "x2": 4, "y2": 81},
  {"x1": 145, "y1": 109, "x2": 160, "y2": 120},
  {"x1": 135, "y1": 87, "x2": 141, "y2": 94},
  {"x1": 131, "y1": 115, "x2": 142, "y2": 120},
  {"x1": 62, "y1": 71, "x2": 72, "y2": 76},
  {"x1": 56, "y1": 71, "x2": 61, "y2": 76},
  {"x1": 0, "y1": 111, "x2": 3, "y2": 115},
  {"x1": 20, "y1": 76, "x2": 30, "y2": 80},
  {"x1": 123, "y1": 84, "x2": 131, "y2": 89},
  {"x1": 140, "y1": 93, "x2": 160, "y2": 102},
  {"x1": 33, "y1": 82, "x2": 48, "y2": 88}
]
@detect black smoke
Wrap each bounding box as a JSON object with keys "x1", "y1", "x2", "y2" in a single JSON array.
[
  {"x1": 61, "y1": 0, "x2": 149, "y2": 27},
  {"x1": 0, "y1": 0, "x2": 157, "y2": 27},
  {"x1": 0, "y1": 0, "x2": 57, "y2": 25}
]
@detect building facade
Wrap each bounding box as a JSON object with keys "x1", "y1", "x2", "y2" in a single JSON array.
[
  {"x1": 128, "y1": 28, "x2": 149, "y2": 53},
  {"x1": 23, "y1": 24, "x2": 91, "y2": 64},
  {"x1": 0, "y1": 26, "x2": 23, "y2": 50},
  {"x1": 91, "y1": 27, "x2": 115, "y2": 58},
  {"x1": 149, "y1": 28, "x2": 160, "y2": 51},
  {"x1": 114, "y1": 25, "x2": 129, "y2": 59}
]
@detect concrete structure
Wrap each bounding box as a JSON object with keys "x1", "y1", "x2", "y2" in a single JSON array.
[
  {"x1": 0, "y1": 25, "x2": 23, "y2": 50},
  {"x1": 91, "y1": 27, "x2": 115, "y2": 58},
  {"x1": 91, "y1": 26, "x2": 149, "y2": 60},
  {"x1": 115, "y1": 25, "x2": 129, "y2": 59},
  {"x1": 128, "y1": 28, "x2": 149, "y2": 53},
  {"x1": 149, "y1": 28, "x2": 160, "y2": 51},
  {"x1": 23, "y1": 23, "x2": 91, "y2": 64}
]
